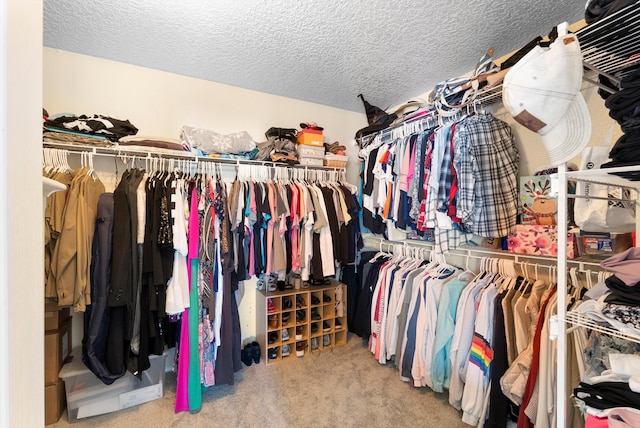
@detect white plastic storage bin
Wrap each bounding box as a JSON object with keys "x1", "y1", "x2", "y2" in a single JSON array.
[
  {"x1": 59, "y1": 349, "x2": 166, "y2": 423},
  {"x1": 297, "y1": 144, "x2": 325, "y2": 159},
  {"x1": 298, "y1": 156, "x2": 324, "y2": 166}
]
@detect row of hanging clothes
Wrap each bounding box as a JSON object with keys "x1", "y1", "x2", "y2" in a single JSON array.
[
  {"x1": 231, "y1": 164, "x2": 362, "y2": 289},
  {"x1": 359, "y1": 109, "x2": 520, "y2": 254},
  {"x1": 351, "y1": 243, "x2": 609, "y2": 428},
  {"x1": 42, "y1": 147, "x2": 360, "y2": 414}
]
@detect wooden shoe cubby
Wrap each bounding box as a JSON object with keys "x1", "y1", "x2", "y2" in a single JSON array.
[{"x1": 257, "y1": 279, "x2": 347, "y2": 365}]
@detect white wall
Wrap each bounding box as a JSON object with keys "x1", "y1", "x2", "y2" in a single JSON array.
[
  {"x1": 43, "y1": 48, "x2": 367, "y2": 344},
  {"x1": 2, "y1": 0, "x2": 44, "y2": 426}
]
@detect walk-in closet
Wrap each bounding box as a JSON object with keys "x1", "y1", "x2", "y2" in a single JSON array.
[{"x1": 2, "y1": 1, "x2": 640, "y2": 427}]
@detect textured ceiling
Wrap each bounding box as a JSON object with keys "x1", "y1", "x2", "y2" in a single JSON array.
[{"x1": 44, "y1": 0, "x2": 586, "y2": 113}]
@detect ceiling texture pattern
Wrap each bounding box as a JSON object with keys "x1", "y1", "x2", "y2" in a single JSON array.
[{"x1": 44, "y1": 0, "x2": 586, "y2": 113}]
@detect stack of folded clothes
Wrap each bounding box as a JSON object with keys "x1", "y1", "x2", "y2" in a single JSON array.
[
  {"x1": 253, "y1": 127, "x2": 299, "y2": 165},
  {"x1": 601, "y1": 69, "x2": 640, "y2": 180},
  {"x1": 573, "y1": 248, "x2": 640, "y2": 426}
]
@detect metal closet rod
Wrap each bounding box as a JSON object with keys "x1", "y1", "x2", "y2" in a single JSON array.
[
  {"x1": 364, "y1": 236, "x2": 606, "y2": 271},
  {"x1": 42, "y1": 142, "x2": 346, "y2": 172},
  {"x1": 359, "y1": 84, "x2": 503, "y2": 147}
]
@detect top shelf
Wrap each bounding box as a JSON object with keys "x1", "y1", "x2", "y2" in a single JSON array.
[
  {"x1": 564, "y1": 165, "x2": 640, "y2": 188},
  {"x1": 577, "y1": 1, "x2": 640, "y2": 83}
]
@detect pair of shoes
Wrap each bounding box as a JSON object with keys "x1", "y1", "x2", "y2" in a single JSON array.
[
  {"x1": 311, "y1": 337, "x2": 319, "y2": 350},
  {"x1": 309, "y1": 278, "x2": 330, "y2": 286},
  {"x1": 267, "y1": 298, "x2": 275, "y2": 313},
  {"x1": 323, "y1": 334, "x2": 331, "y2": 346},
  {"x1": 323, "y1": 293, "x2": 331, "y2": 303},
  {"x1": 296, "y1": 295, "x2": 306, "y2": 308},
  {"x1": 282, "y1": 297, "x2": 292, "y2": 309},
  {"x1": 269, "y1": 314, "x2": 279, "y2": 329},
  {"x1": 241, "y1": 344, "x2": 253, "y2": 366},
  {"x1": 268, "y1": 331, "x2": 278, "y2": 344},
  {"x1": 311, "y1": 308, "x2": 321, "y2": 321},
  {"x1": 282, "y1": 312, "x2": 291, "y2": 325},
  {"x1": 281, "y1": 344, "x2": 291, "y2": 357},
  {"x1": 296, "y1": 341, "x2": 308, "y2": 357},
  {"x1": 262, "y1": 274, "x2": 277, "y2": 292},
  {"x1": 322, "y1": 321, "x2": 331, "y2": 332},
  {"x1": 310, "y1": 323, "x2": 319, "y2": 334},
  {"x1": 296, "y1": 309, "x2": 306, "y2": 323},
  {"x1": 282, "y1": 328, "x2": 290, "y2": 341},
  {"x1": 335, "y1": 319, "x2": 343, "y2": 330},
  {"x1": 268, "y1": 347, "x2": 278, "y2": 360},
  {"x1": 295, "y1": 325, "x2": 303, "y2": 340},
  {"x1": 311, "y1": 295, "x2": 320, "y2": 305}
]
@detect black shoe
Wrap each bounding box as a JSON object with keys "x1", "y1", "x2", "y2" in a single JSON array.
[
  {"x1": 241, "y1": 344, "x2": 254, "y2": 366},
  {"x1": 311, "y1": 323, "x2": 319, "y2": 334},
  {"x1": 323, "y1": 321, "x2": 331, "y2": 332},
  {"x1": 251, "y1": 341, "x2": 261, "y2": 364},
  {"x1": 268, "y1": 331, "x2": 278, "y2": 344},
  {"x1": 296, "y1": 310, "x2": 306, "y2": 322},
  {"x1": 323, "y1": 293, "x2": 331, "y2": 303},
  {"x1": 268, "y1": 347, "x2": 278, "y2": 360},
  {"x1": 296, "y1": 295, "x2": 306, "y2": 308},
  {"x1": 283, "y1": 297, "x2": 292, "y2": 309},
  {"x1": 277, "y1": 280, "x2": 285, "y2": 291},
  {"x1": 282, "y1": 312, "x2": 291, "y2": 325},
  {"x1": 311, "y1": 295, "x2": 320, "y2": 305},
  {"x1": 311, "y1": 309, "x2": 321, "y2": 321}
]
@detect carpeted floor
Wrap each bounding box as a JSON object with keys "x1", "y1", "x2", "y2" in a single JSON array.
[{"x1": 50, "y1": 334, "x2": 470, "y2": 428}]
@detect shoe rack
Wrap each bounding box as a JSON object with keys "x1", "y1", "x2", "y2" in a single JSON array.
[{"x1": 256, "y1": 279, "x2": 347, "y2": 365}]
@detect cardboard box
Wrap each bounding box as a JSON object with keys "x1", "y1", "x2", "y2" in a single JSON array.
[
  {"x1": 45, "y1": 302, "x2": 71, "y2": 331},
  {"x1": 297, "y1": 129, "x2": 324, "y2": 146},
  {"x1": 45, "y1": 381, "x2": 66, "y2": 425},
  {"x1": 45, "y1": 319, "x2": 71, "y2": 386}
]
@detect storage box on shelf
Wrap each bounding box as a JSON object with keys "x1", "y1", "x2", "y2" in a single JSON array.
[
  {"x1": 256, "y1": 279, "x2": 347, "y2": 364},
  {"x1": 298, "y1": 156, "x2": 325, "y2": 167},
  {"x1": 297, "y1": 129, "x2": 324, "y2": 146},
  {"x1": 59, "y1": 348, "x2": 166, "y2": 423},
  {"x1": 323, "y1": 154, "x2": 348, "y2": 168},
  {"x1": 297, "y1": 144, "x2": 325, "y2": 159}
]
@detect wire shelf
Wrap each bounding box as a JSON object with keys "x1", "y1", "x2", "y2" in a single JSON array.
[
  {"x1": 566, "y1": 310, "x2": 640, "y2": 344},
  {"x1": 577, "y1": 1, "x2": 640, "y2": 83}
]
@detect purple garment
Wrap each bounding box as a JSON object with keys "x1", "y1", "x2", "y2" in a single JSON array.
[{"x1": 600, "y1": 247, "x2": 640, "y2": 285}]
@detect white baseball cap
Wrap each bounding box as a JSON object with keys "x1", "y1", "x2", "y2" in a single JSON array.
[{"x1": 502, "y1": 24, "x2": 592, "y2": 165}]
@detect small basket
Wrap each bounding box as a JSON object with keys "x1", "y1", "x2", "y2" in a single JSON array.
[{"x1": 323, "y1": 154, "x2": 348, "y2": 168}]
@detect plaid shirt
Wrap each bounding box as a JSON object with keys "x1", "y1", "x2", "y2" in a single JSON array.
[{"x1": 454, "y1": 113, "x2": 519, "y2": 238}]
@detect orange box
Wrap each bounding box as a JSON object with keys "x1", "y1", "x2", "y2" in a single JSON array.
[{"x1": 297, "y1": 129, "x2": 324, "y2": 146}]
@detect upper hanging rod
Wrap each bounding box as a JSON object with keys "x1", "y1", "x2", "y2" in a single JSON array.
[
  {"x1": 359, "y1": 83, "x2": 504, "y2": 148},
  {"x1": 42, "y1": 142, "x2": 346, "y2": 172}
]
